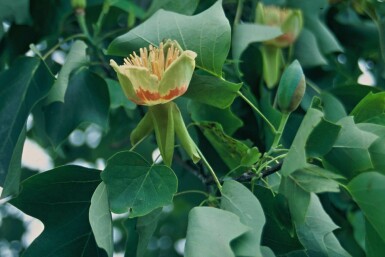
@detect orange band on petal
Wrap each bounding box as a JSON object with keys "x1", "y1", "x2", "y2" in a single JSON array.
[{"x1": 135, "y1": 85, "x2": 187, "y2": 105}]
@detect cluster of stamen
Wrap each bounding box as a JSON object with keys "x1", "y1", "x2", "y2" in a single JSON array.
[{"x1": 124, "y1": 42, "x2": 180, "y2": 80}]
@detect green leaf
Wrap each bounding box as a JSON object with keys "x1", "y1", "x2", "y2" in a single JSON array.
[
  {"x1": 10, "y1": 166, "x2": 107, "y2": 257},
  {"x1": 46, "y1": 40, "x2": 88, "y2": 104},
  {"x1": 101, "y1": 151, "x2": 177, "y2": 217},
  {"x1": 106, "y1": 78, "x2": 136, "y2": 110},
  {"x1": 221, "y1": 180, "x2": 266, "y2": 257},
  {"x1": 279, "y1": 176, "x2": 310, "y2": 223},
  {"x1": 288, "y1": 165, "x2": 344, "y2": 194},
  {"x1": 254, "y1": 186, "x2": 303, "y2": 254},
  {"x1": 45, "y1": 68, "x2": 110, "y2": 147},
  {"x1": 185, "y1": 207, "x2": 249, "y2": 257},
  {"x1": 1, "y1": 128, "x2": 25, "y2": 198},
  {"x1": 320, "y1": 92, "x2": 347, "y2": 123},
  {"x1": 281, "y1": 106, "x2": 324, "y2": 176},
  {"x1": 196, "y1": 121, "x2": 250, "y2": 169},
  {"x1": 184, "y1": 73, "x2": 242, "y2": 109},
  {"x1": 287, "y1": 0, "x2": 343, "y2": 54},
  {"x1": 306, "y1": 118, "x2": 341, "y2": 158},
  {"x1": 107, "y1": 1, "x2": 230, "y2": 76},
  {"x1": 149, "y1": 102, "x2": 175, "y2": 166},
  {"x1": 232, "y1": 23, "x2": 282, "y2": 63},
  {"x1": 368, "y1": 137, "x2": 385, "y2": 173},
  {"x1": 323, "y1": 117, "x2": 378, "y2": 179},
  {"x1": 358, "y1": 123, "x2": 385, "y2": 137},
  {"x1": 295, "y1": 194, "x2": 351, "y2": 256},
  {"x1": 89, "y1": 182, "x2": 113, "y2": 257},
  {"x1": 348, "y1": 172, "x2": 385, "y2": 243},
  {"x1": 0, "y1": 0, "x2": 31, "y2": 25},
  {"x1": 329, "y1": 85, "x2": 381, "y2": 113},
  {"x1": 350, "y1": 92, "x2": 385, "y2": 125},
  {"x1": 293, "y1": 29, "x2": 328, "y2": 67},
  {"x1": 366, "y1": 218, "x2": 385, "y2": 257},
  {"x1": 189, "y1": 101, "x2": 243, "y2": 135},
  {"x1": 146, "y1": 0, "x2": 199, "y2": 16},
  {"x1": 136, "y1": 208, "x2": 162, "y2": 257},
  {"x1": 0, "y1": 57, "x2": 53, "y2": 188}
]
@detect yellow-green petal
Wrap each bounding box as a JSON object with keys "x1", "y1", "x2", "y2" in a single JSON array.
[{"x1": 158, "y1": 50, "x2": 196, "y2": 99}]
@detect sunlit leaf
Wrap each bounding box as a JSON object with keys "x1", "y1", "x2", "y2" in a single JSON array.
[
  {"x1": 185, "y1": 207, "x2": 249, "y2": 257},
  {"x1": 221, "y1": 180, "x2": 266, "y2": 257},
  {"x1": 108, "y1": 1, "x2": 230, "y2": 76},
  {"x1": 89, "y1": 182, "x2": 113, "y2": 257},
  {"x1": 101, "y1": 151, "x2": 177, "y2": 217}
]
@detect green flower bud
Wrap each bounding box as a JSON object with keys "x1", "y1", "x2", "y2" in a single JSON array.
[
  {"x1": 71, "y1": 0, "x2": 86, "y2": 9},
  {"x1": 110, "y1": 40, "x2": 197, "y2": 106},
  {"x1": 255, "y1": 3, "x2": 303, "y2": 48},
  {"x1": 277, "y1": 60, "x2": 306, "y2": 113}
]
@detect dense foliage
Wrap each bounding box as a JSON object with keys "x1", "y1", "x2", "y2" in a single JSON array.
[{"x1": 1, "y1": 0, "x2": 385, "y2": 256}]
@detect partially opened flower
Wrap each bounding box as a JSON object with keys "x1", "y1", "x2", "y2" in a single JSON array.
[
  {"x1": 256, "y1": 3, "x2": 303, "y2": 48},
  {"x1": 110, "y1": 40, "x2": 197, "y2": 106}
]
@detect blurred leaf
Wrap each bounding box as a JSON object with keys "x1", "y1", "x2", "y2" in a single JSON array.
[
  {"x1": 146, "y1": 0, "x2": 199, "y2": 16},
  {"x1": 89, "y1": 182, "x2": 113, "y2": 257},
  {"x1": 0, "y1": 0, "x2": 31, "y2": 24},
  {"x1": 295, "y1": 193, "x2": 351, "y2": 256},
  {"x1": 350, "y1": 92, "x2": 385, "y2": 125},
  {"x1": 10, "y1": 166, "x2": 107, "y2": 257},
  {"x1": 294, "y1": 29, "x2": 328, "y2": 67},
  {"x1": 45, "y1": 68, "x2": 110, "y2": 147},
  {"x1": 232, "y1": 23, "x2": 282, "y2": 63},
  {"x1": 46, "y1": 40, "x2": 88, "y2": 104},
  {"x1": 329, "y1": 85, "x2": 381, "y2": 113},
  {"x1": 323, "y1": 117, "x2": 378, "y2": 179},
  {"x1": 306, "y1": 118, "x2": 341, "y2": 157},
  {"x1": 30, "y1": 0, "x2": 72, "y2": 36},
  {"x1": 184, "y1": 73, "x2": 242, "y2": 109},
  {"x1": 136, "y1": 208, "x2": 162, "y2": 257},
  {"x1": 106, "y1": 78, "x2": 136, "y2": 110},
  {"x1": 189, "y1": 101, "x2": 243, "y2": 135},
  {"x1": 348, "y1": 172, "x2": 385, "y2": 243},
  {"x1": 365, "y1": 218, "x2": 385, "y2": 257},
  {"x1": 0, "y1": 215, "x2": 25, "y2": 242},
  {"x1": 0, "y1": 57, "x2": 53, "y2": 189},
  {"x1": 108, "y1": 1, "x2": 230, "y2": 76},
  {"x1": 109, "y1": 0, "x2": 146, "y2": 19},
  {"x1": 261, "y1": 247, "x2": 276, "y2": 257},
  {"x1": 288, "y1": 0, "x2": 343, "y2": 54},
  {"x1": 221, "y1": 180, "x2": 265, "y2": 257},
  {"x1": 101, "y1": 151, "x2": 177, "y2": 217},
  {"x1": 185, "y1": 206, "x2": 249, "y2": 257},
  {"x1": 196, "y1": 121, "x2": 250, "y2": 169}
]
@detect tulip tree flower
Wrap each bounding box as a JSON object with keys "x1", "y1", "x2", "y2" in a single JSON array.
[
  {"x1": 110, "y1": 40, "x2": 197, "y2": 106},
  {"x1": 255, "y1": 3, "x2": 303, "y2": 88},
  {"x1": 110, "y1": 40, "x2": 200, "y2": 166}
]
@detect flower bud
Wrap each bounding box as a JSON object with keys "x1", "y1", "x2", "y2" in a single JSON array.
[
  {"x1": 256, "y1": 3, "x2": 303, "y2": 48},
  {"x1": 71, "y1": 0, "x2": 86, "y2": 10},
  {"x1": 110, "y1": 40, "x2": 197, "y2": 106},
  {"x1": 277, "y1": 60, "x2": 306, "y2": 113}
]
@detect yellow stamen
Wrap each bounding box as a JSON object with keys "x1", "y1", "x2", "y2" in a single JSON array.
[{"x1": 123, "y1": 42, "x2": 181, "y2": 80}]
